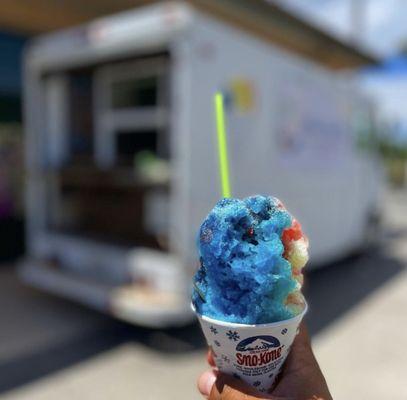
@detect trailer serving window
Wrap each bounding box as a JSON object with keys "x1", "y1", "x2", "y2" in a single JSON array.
[{"x1": 94, "y1": 57, "x2": 169, "y2": 168}]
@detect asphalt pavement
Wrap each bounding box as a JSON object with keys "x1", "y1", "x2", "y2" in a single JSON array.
[{"x1": 0, "y1": 190, "x2": 406, "y2": 400}]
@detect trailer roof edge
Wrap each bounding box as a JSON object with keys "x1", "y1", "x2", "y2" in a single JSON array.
[{"x1": 189, "y1": 0, "x2": 378, "y2": 70}]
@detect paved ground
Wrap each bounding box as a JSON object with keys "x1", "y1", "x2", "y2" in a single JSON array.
[
  {"x1": 0, "y1": 190, "x2": 406, "y2": 400},
  {"x1": 313, "y1": 189, "x2": 407, "y2": 400}
]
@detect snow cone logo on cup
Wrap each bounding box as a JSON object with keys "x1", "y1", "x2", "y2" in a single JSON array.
[
  {"x1": 231, "y1": 333, "x2": 286, "y2": 385},
  {"x1": 235, "y1": 336, "x2": 284, "y2": 368}
]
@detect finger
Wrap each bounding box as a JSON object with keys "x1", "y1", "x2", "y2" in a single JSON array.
[
  {"x1": 198, "y1": 370, "x2": 217, "y2": 397},
  {"x1": 292, "y1": 322, "x2": 311, "y2": 348},
  {"x1": 207, "y1": 349, "x2": 216, "y2": 367},
  {"x1": 282, "y1": 323, "x2": 315, "y2": 372},
  {"x1": 279, "y1": 323, "x2": 312, "y2": 370},
  {"x1": 208, "y1": 373, "x2": 275, "y2": 400}
]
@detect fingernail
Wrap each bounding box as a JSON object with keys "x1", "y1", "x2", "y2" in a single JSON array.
[{"x1": 198, "y1": 370, "x2": 217, "y2": 396}]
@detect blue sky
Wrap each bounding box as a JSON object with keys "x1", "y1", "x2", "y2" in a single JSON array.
[{"x1": 272, "y1": 0, "x2": 407, "y2": 57}]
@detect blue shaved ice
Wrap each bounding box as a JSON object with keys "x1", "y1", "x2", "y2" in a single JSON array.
[{"x1": 192, "y1": 195, "x2": 301, "y2": 324}]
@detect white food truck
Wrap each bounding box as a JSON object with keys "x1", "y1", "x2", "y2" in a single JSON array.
[{"x1": 20, "y1": 2, "x2": 383, "y2": 327}]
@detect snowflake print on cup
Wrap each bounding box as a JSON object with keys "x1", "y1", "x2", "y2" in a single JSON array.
[
  {"x1": 214, "y1": 340, "x2": 221, "y2": 347},
  {"x1": 210, "y1": 326, "x2": 218, "y2": 335},
  {"x1": 253, "y1": 381, "x2": 261, "y2": 387},
  {"x1": 226, "y1": 330, "x2": 240, "y2": 341},
  {"x1": 221, "y1": 354, "x2": 230, "y2": 364}
]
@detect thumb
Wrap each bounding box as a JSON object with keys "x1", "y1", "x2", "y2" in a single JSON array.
[{"x1": 204, "y1": 372, "x2": 278, "y2": 400}]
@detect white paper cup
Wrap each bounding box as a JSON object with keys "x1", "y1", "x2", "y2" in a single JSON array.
[{"x1": 193, "y1": 303, "x2": 307, "y2": 394}]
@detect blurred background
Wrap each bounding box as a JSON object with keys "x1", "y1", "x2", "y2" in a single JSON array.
[{"x1": 0, "y1": 1, "x2": 406, "y2": 399}]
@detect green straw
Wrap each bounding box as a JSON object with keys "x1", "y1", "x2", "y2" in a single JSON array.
[{"x1": 214, "y1": 92, "x2": 232, "y2": 198}]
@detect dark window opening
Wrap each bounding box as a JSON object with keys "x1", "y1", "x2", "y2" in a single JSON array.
[
  {"x1": 111, "y1": 76, "x2": 158, "y2": 109},
  {"x1": 116, "y1": 129, "x2": 158, "y2": 165}
]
